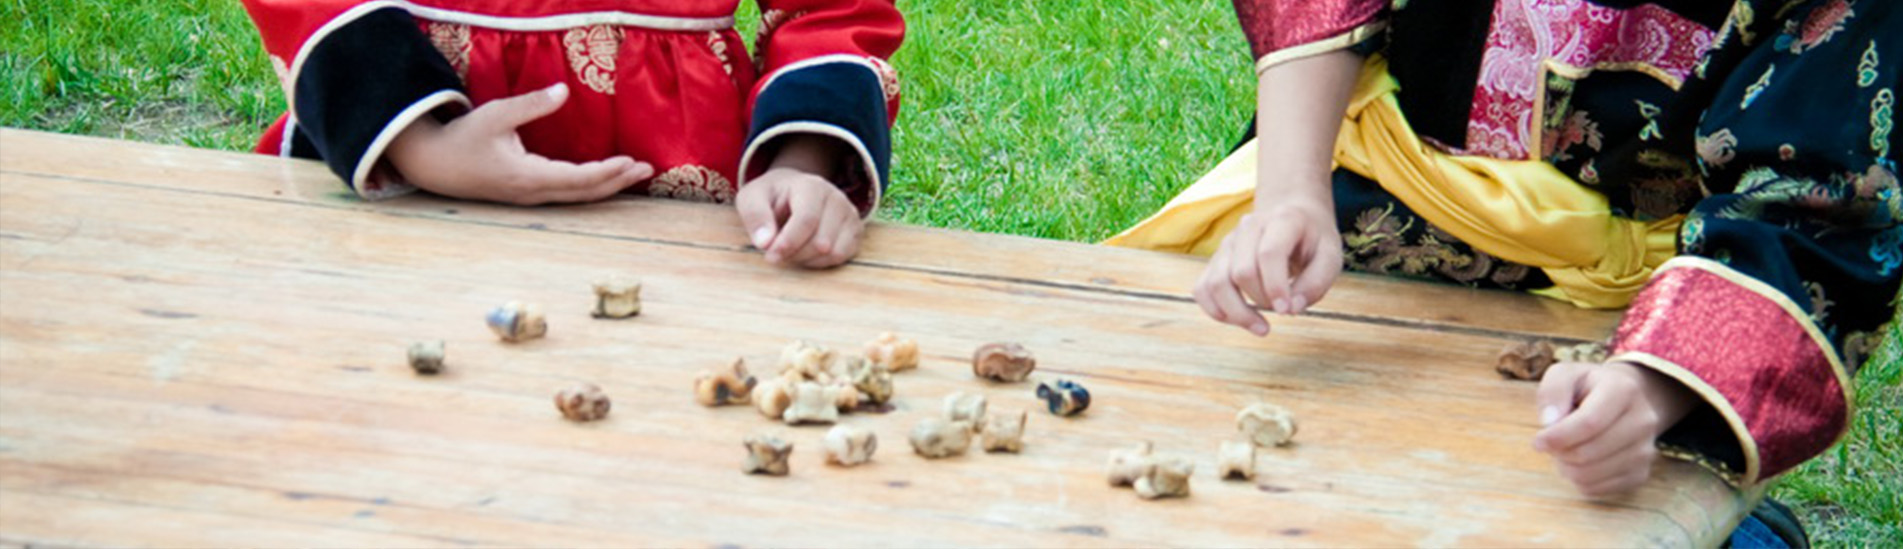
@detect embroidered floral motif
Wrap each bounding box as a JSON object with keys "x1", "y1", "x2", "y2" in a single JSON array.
[
  {"x1": 1742, "y1": 65, "x2": 1776, "y2": 110},
  {"x1": 648, "y1": 165, "x2": 734, "y2": 203},
  {"x1": 1858, "y1": 41, "x2": 1880, "y2": 88},
  {"x1": 1697, "y1": 128, "x2": 1739, "y2": 169},
  {"x1": 564, "y1": 25, "x2": 622, "y2": 95},
  {"x1": 1340, "y1": 205, "x2": 1530, "y2": 286},
  {"x1": 867, "y1": 56, "x2": 901, "y2": 105},
  {"x1": 1804, "y1": 281, "x2": 1833, "y2": 325},
  {"x1": 1635, "y1": 100, "x2": 1664, "y2": 141},
  {"x1": 427, "y1": 22, "x2": 472, "y2": 79},
  {"x1": 1872, "y1": 226, "x2": 1902, "y2": 276},
  {"x1": 1543, "y1": 110, "x2": 1603, "y2": 162},
  {"x1": 1789, "y1": 0, "x2": 1854, "y2": 54},
  {"x1": 707, "y1": 31, "x2": 734, "y2": 76},
  {"x1": 1780, "y1": 143, "x2": 1798, "y2": 161},
  {"x1": 1680, "y1": 215, "x2": 1707, "y2": 253},
  {"x1": 1459, "y1": 1, "x2": 1715, "y2": 160},
  {"x1": 754, "y1": 9, "x2": 807, "y2": 73},
  {"x1": 1729, "y1": 1, "x2": 1758, "y2": 46},
  {"x1": 1872, "y1": 89, "x2": 1894, "y2": 158},
  {"x1": 1579, "y1": 159, "x2": 1601, "y2": 185}
]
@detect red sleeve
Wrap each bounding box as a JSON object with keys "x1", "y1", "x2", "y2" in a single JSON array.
[
  {"x1": 1233, "y1": 0, "x2": 1387, "y2": 73},
  {"x1": 738, "y1": 0, "x2": 904, "y2": 216}
]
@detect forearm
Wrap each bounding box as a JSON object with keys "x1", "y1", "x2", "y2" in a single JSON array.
[
  {"x1": 1253, "y1": 49, "x2": 1361, "y2": 208},
  {"x1": 766, "y1": 134, "x2": 844, "y2": 177}
]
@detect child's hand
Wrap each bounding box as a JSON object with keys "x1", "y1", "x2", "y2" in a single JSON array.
[
  {"x1": 735, "y1": 168, "x2": 863, "y2": 268},
  {"x1": 1533, "y1": 360, "x2": 1696, "y2": 498},
  {"x1": 385, "y1": 83, "x2": 652, "y2": 205},
  {"x1": 1193, "y1": 203, "x2": 1343, "y2": 336}
]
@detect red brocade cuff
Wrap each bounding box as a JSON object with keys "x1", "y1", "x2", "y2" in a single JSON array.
[
  {"x1": 1609, "y1": 257, "x2": 1853, "y2": 486},
  {"x1": 1232, "y1": 0, "x2": 1386, "y2": 73}
]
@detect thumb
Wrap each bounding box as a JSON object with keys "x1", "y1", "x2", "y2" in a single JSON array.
[
  {"x1": 473, "y1": 83, "x2": 570, "y2": 132},
  {"x1": 1534, "y1": 361, "x2": 1592, "y2": 428},
  {"x1": 734, "y1": 179, "x2": 784, "y2": 250}
]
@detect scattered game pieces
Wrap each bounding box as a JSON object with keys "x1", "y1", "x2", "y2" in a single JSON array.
[
  {"x1": 780, "y1": 340, "x2": 836, "y2": 381},
  {"x1": 1236, "y1": 403, "x2": 1298, "y2": 448},
  {"x1": 694, "y1": 358, "x2": 758, "y2": 406},
  {"x1": 845, "y1": 356, "x2": 894, "y2": 405},
  {"x1": 743, "y1": 434, "x2": 793, "y2": 476},
  {"x1": 590, "y1": 276, "x2": 642, "y2": 319},
  {"x1": 1134, "y1": 457, "x2": 1194, "y2": 499},
  {"x1": 782, "y1": 381, "x2": 841, "y2": 425},
  {"x1": 1106, "y1": 441, "x2": 1154, "y2": 487},
  {"x1": 1217, "y1": 440, "x2": 1256, "y2": 481},
  {"x1": 1496, "y1": 339, "x2": 1557, "y2": 380},
  {"x1": 942, "y1": 392, "x2": 988, "y2": 431},
  {"x1": 971, "y1": 342, "x2": 1036, "y2": 382},
  {"x1": 407, "y1": 340, "x2": 445, "y2": 375},
  {"x1": 980, "y1": 409, "x2": 1027, "y2": 453},
  {"x1": 823, "y1": 425, "x2": 878, "y2": 466},
  {"x1": 1035, "y1": 379, "x2": 1091, "y2": 416},
  {"x1": 754, "y1": 378, "x2": 794, "y2": 419},
  {"x1": 828, "y1": 378, "x2": 862, "y2": 411},
  {"x1": 1555, "y1": 341, "x2": 1609, "y2": 363},
  {"x1": 908, "y1": 418, "x2": 973, "y2": 458},
  {"x1": 863, "y1": 332, "x2": 919, "y2": 372},
  {"x1": 486, "y1": 301, "x2": 547, "y2": 342},
  {"x1": 554, "y1": 383, "x2": 611, "y2": 422}
]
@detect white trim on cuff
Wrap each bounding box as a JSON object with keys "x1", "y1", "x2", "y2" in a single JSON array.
[
  {"x1": 738, "y1": 121, "x2": 883, "y2": 219},
  {"x1": 350, "y1": 89, "x2": 471, "y2": 200}
]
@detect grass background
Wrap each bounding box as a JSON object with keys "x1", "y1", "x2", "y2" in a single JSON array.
[{"x1": 1, "y1": 0, "x2": 1897, "y2": 544}]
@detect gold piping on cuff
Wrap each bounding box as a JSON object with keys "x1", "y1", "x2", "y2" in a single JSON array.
[
  {"x1": 1543, "y1": 59, "x2": 1687, "y2": 91},
  {"x1": 1659, "y1": 443, "x2": 1745, "y2": 487},
  {"x1": 1253, "y1": 22, "x2": 1389, "y2": 76},
  {"x1": 1614, "y1": 350, "x2": 1762, "y2": 486}
]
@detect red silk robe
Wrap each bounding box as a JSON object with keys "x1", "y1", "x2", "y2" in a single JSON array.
[{"x1": 244, "y1": 0, "x2": 902, "y2": 214}]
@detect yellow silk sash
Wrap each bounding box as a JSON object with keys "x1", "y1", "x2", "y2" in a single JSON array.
[{"x1": 1104, "y1": 56, "x2": 1680, "y2": 308}]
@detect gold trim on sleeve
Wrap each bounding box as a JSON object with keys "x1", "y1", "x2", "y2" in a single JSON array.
[{"x1": 1253, "y1": 22, "x2": 1389, "y2": 76}]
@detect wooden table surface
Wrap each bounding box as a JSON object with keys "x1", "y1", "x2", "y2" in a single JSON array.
[{"x1": 0, "y1": 129, "x2": 1752, "y2": 547}]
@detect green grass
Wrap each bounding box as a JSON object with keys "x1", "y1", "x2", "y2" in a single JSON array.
[{"x1": 2, "y1": 1, "x2": 1898, "y2": 545}]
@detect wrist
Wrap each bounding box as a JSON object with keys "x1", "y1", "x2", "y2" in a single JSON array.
[{"x1": 1617, "y1": 361, "x2": 1697, "y2": 434}]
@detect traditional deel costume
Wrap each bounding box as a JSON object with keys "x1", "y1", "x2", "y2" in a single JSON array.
[
  {"x1": 1110, "y1": 0, "x2": 1900, "y2": 488},
  {"x1": 243, "y1": 0, "x2": 902, "y2": 214}
]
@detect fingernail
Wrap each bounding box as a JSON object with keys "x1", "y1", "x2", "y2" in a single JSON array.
[
  {"x1": 1291, "y1": 295, "x2": 1309, "y2": 315},
  {"x1": 547, "y1": 83, "x2": 568, "y2": 100},
  {"x1": 1252, "y1": 323, "x2": 1269, "y2": 337},
  {"x1": 1272, "y1": 298, "x2": 1289, "y2": 314},
  {"x1": 751, "y1": 227, "x2": 773, "y2": 249},
  {"x1": 1541, "y1": 406, "x2": 1561, "y2": 426}
]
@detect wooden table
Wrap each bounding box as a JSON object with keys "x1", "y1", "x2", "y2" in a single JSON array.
[{"x1": 0, "y1": 129, "x2": 1752, "y2": 547}]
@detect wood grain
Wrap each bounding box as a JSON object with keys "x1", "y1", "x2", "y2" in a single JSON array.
[{"x1": 0, "y1": 130, "x2": 1743, "y2": 547}]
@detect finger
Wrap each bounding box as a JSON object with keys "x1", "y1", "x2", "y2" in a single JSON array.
[
  {"x1": 503, "y1": 156, "x2": 639, "y2": 205},
  {"x1": 767, "y1": 187, "x2": 823, "y2": 264},
  {"x1": 1554, "y1": 406, "x2": 1657, "y2": 467},
  {"x1": 471, "y1": 83, "x2": 571, "y2": 133},
  {"x1": 812, "y1": 213, "x2": 863, "y2": 268},
  {"x1": 735, "y1": 181, "x2": 784, "y2": 250},
  {"x1": 1193, "y1": 265, "x2": 1230, "y2": 324},
  {"x1": 1288, "y1": 239, "x2": 1342, "y2": 315},
  {"x1": 790, "y1": 192, "x2": 848, "y2": 265},
  {"x1": 1207, "y1": 272, "x2": 1270, "y2": 336},
  {"x1": 1538, "y1": 370, "x2": 1635, "y2": 453},
  {"x1": 1221, "y1": 219, "x2": 1271, "y2": 310},
  {"x1": 1252, "y1": 216, "x2": 1298, "y2": 314},
  {"x1": 1533, "y1": 361, "x2": 1593, "y2": 432},
  {"x1": 1570, "y1": 443, "x2": 1658, "y2": 497}
]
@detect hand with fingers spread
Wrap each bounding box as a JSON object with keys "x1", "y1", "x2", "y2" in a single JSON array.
[
  {"x1": 1194, "y1": 204, "x2": 1344, "y2": 336},
  {"x1": 384, "y1": 83, "x2": 654, "y2": 206},
  {"x1": 1533, "y1": 360, "x2": 1697, "y2": 499},
  {"x1": 734, "y1": 135, "x2": 864, "y2": 269}
]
